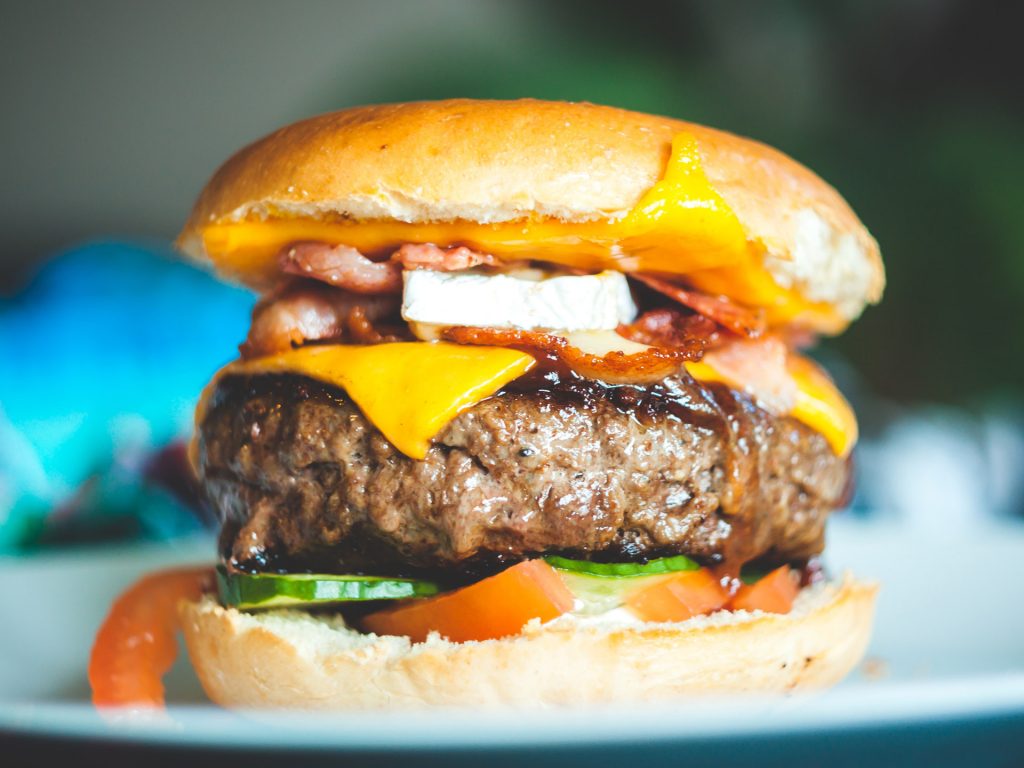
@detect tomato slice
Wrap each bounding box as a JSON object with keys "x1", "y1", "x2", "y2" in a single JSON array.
[
  {"x1": 88, "y1": 566, "x2": 213, "y2": 709},
  {"x1": 728, "y1": 565, "x2": 799, "y2": 614},
  {"x1": 361, "y1": 560, "x2": 574, "y2": 643},
  {"x1": 624, "y1": 567, "x2": 728, "y2": 622}
]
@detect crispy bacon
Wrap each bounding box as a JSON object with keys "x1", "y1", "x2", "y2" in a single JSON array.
[
  {"x1": 393, "y1": 243, "x2": 498, "y2": 271},
  {"x1": 617, "y1": 307, "x2": 720, "y2": 352},
  {"x1": 279, "y1": 242, "x2": 402, "y2": 294},
  {"x1": 633, "y1": 274, "x2": 766, "y2": 338},
  {"x1": 278, "y1": 241, "x2": 504, "y2": 294},
  {"x1": 701, "y1": 337, "x2": 797, "y2": 413},
  {"x1": 441, "y1": 326, "x2": 700, "y2": 385},
  {"x1": 344, "y1": 304, "x2": 408, "y2": 345},
  {"x1": 241, "y1": 283, "x2": 403, "y2": 358}
]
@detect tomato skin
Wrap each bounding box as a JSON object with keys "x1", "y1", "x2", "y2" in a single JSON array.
[
  {"x1": 625, "y1": 568, "x2": 729, "y2": 622},
  {"x1": 728, "y1": 565, "x2": 799, "y2": 614},
  {"x1": 361, "y1": 560, "x2": 574, "y2": 643},
  {"x1": 88, "y1": 567, "x2": 213, "y2": 709}
]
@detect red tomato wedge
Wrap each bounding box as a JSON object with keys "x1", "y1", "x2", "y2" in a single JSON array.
[
  {"x1": 728, "y1": 565, "x2": 799, "y2": 614},
  {"x1": 89, "y1": 566, "x2": 213, "y2": 709},
  {"x1": 625, "y1": 568, "x2": 729, "y2": 622},
  {"x1": 361, "y1": 560, "x2": 574, "y2": 643}
]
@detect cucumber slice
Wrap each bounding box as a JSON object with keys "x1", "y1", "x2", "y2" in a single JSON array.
[
  {"x1": 554, "y1": 571, "x2": 660, "y2": 615},
  {"x1": 740, "y1": 568, "x2": 770, "y2": 585},
  {"x1": 544, "y1": 554, "x2": 699, "y2": 578},
  {"x1": 217, "y1": 567, "x2": 440, "y2": 611},
  {"x1": 547, "y1": 555, "x2": 700, "y2": 615}
]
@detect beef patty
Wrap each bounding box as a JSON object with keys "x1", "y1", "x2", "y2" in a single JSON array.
[{"x1": 198, "y1": 369, "x2": 850, "y2": 577}]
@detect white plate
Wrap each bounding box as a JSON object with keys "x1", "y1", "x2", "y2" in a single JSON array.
[{"x1": 2, "y1": 519, "x2": 1023, "y2": 766}]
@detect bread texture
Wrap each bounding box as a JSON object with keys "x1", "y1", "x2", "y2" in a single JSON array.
[
  {"x1": 178, "y1": 99, "x2": 883, "y2": 323},
  {"x1": 180, "y1": 575, "x2": 877, "y2": 709}
]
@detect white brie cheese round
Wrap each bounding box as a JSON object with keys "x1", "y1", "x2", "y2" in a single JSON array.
[{"x1": 401, "y1": 269, "x2": 637, "y2": 334}]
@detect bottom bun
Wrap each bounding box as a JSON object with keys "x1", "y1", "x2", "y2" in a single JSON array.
[{"x1": 180, "y1": 575, "x2": 877, "y2": 709}]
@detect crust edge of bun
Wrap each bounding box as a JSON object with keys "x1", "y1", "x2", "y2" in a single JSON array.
[
  {"x1": 177, "y1": 99, "x2": 883, "y2": 326},
  {"x1": 180, "y1": 574, "x2": 877, "y2": 709}
]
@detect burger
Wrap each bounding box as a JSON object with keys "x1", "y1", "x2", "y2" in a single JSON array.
[{"x1": 89, "y1": 99, "x2": 882, "y2": 709}]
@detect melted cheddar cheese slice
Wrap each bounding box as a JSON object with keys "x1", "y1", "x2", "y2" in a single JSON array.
[
  {"x1": 198, "y1": 133, "x2": 843, "y2": 331},
  {"x1": 198, "y1": 341, "x2": 855, "y2": 462},
  {"x1": 212, "y1": 343, "x2": 534, "y2": 459},
  {"x1": 786, "y1": 355, "x2": 858, "y2": 459}
]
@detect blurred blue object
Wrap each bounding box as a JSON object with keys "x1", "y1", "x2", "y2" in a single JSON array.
[{"x1": 0, "y1": 241, "x2": 255, "y2": 550}]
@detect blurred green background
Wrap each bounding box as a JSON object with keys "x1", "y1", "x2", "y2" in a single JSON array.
[{"x1": 2, "y1": 0, "x2": 1021, "y2": 406}]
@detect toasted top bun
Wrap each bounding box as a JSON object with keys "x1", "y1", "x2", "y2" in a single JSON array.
[
  {"x1": 179, "y1": 100, "x2": 883, "y2": 326},
  {"x1": 180, "y1": 576, "x2": 876, "y2": 709}
]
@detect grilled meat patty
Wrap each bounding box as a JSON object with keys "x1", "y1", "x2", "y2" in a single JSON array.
[{"x1": 199, "y1": 369, "x2": 850, "y2": 577}]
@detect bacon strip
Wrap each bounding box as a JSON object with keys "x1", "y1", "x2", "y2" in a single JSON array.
[
  {"x1": 241, "y1": 283, "x2": 403, "y2": 358},
  {"x1": 441, "y1": 326, "x2": 702, "y2": 385},
  {"x1": 617, "y1": 307, "x2": 719, "y2": 351},
  {"x1": 701, "y1": 337, "x2": 797, "y2": 413},
  {"x1": 393, "y1": 243, "x2": 498, "y2": 271},
  {"x1": 279, "y1": 242, "x2": 402, "y2": 294},
  {"x1": 633, "y1": 274, "x2": 766, "y2": 338},
  {"x1": 344, "y1": 304, "x2": 408, "y2": 345}
]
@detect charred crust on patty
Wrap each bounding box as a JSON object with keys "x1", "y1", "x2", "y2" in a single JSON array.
[{"x1": 198, "y1": 371, "x2": 848, "y2": 579}]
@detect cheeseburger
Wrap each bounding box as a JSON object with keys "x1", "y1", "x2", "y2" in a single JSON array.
[{"x1": 90, "y1": 99, "x2": 881, "y2": 709}]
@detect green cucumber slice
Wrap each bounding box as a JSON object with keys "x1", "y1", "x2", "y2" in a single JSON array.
[
  {"x1": 554, "y1": 571, "x2": 652, "y2": 615},
  {"x1": 217, "y1": 567, "x2": 440, "y2": 611},
  {"x1": 544, "y1": 554, "x2": 699, "y2": 578},
  {"x1": 740, "y1": 568, "x2": 770, "y2": 585},
  {"x1": 547, "y1": 555, "x2": 701, "y2": 615}
]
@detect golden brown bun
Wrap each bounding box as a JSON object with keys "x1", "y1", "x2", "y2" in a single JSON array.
[
  {"x1": 179, "y1": 100, "x2": 883, "y2": 324},
  {"x1": 180, "y1": 576, "x2": 877, "y2": 709}
]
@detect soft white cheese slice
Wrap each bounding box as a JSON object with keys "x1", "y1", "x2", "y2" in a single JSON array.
[
  {"x1": 401, "y1": 269, "x2": 637, "y2": 334},
  {"x1": 563, "y1": 329, "x2": 651, "y2": 356}
]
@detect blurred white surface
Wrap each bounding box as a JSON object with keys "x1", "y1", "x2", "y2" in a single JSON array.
[
  {"x1": 856, "y1": 403, "x2": 1024, "y2": 528},
  {"x1": 0, "y1": 516, "x2": 1022, "y2": 743}
]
